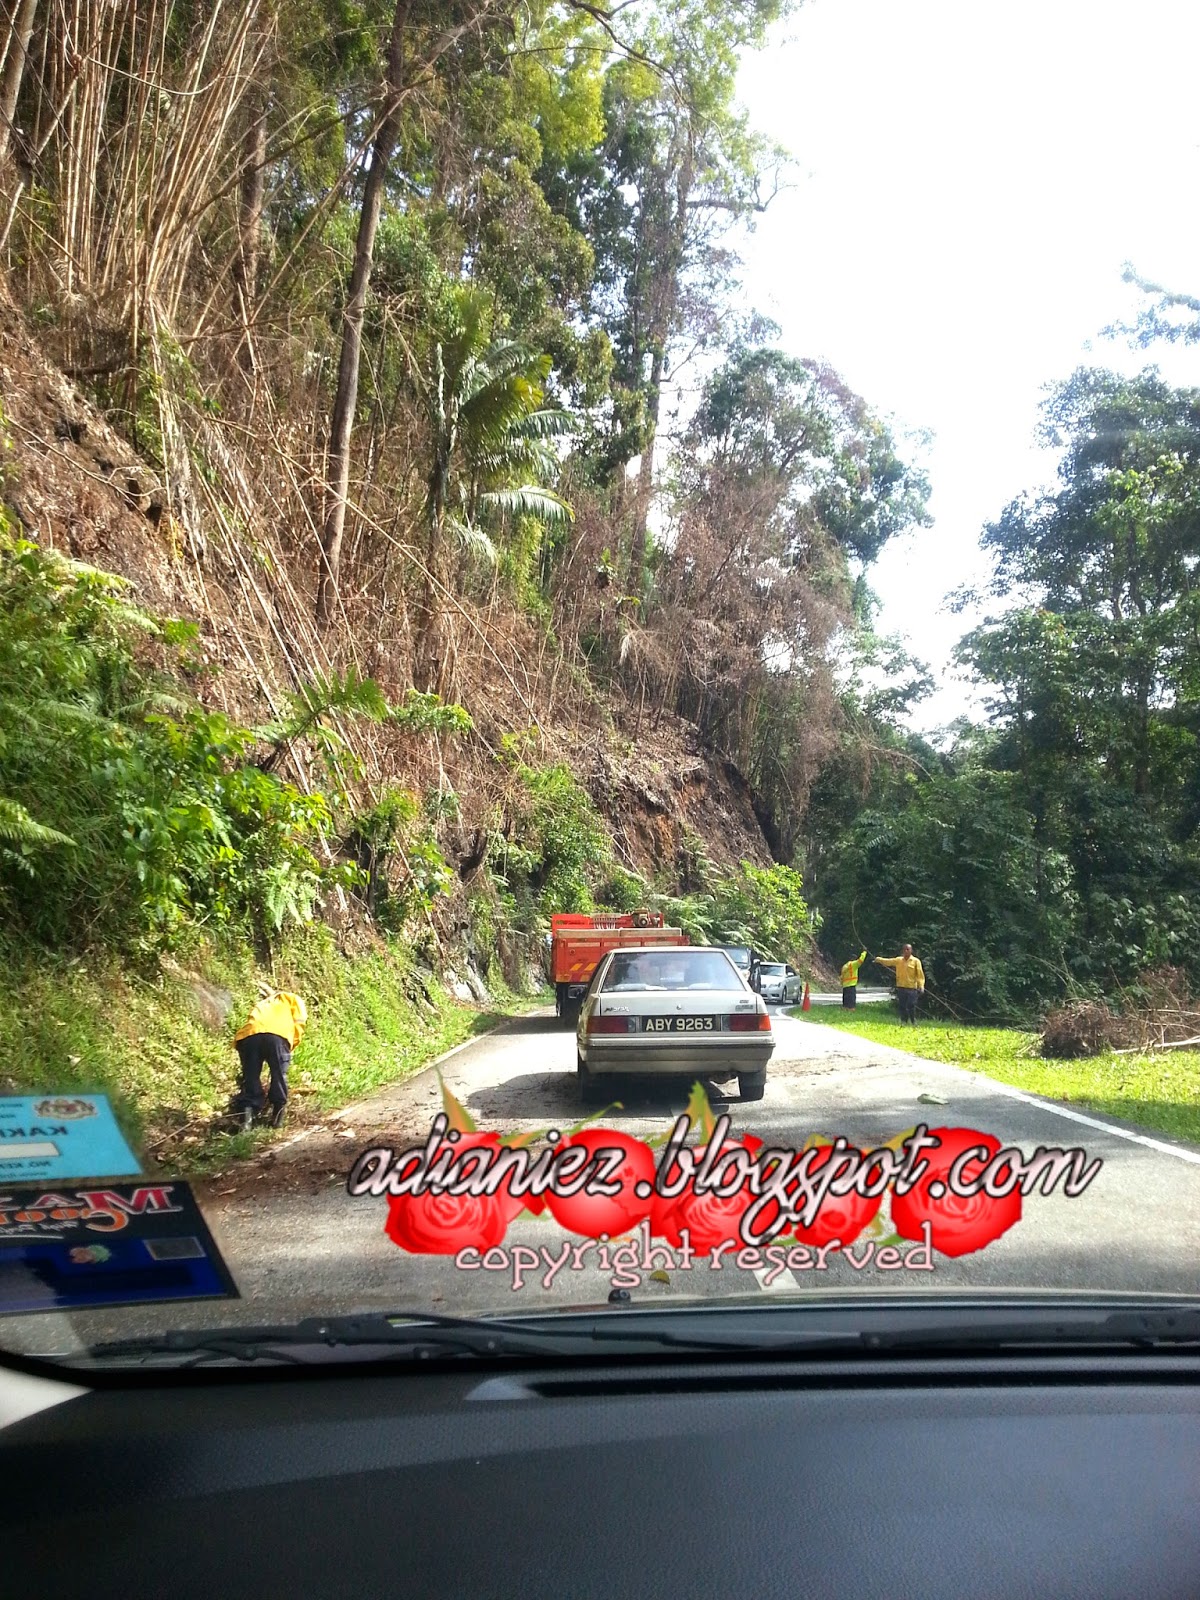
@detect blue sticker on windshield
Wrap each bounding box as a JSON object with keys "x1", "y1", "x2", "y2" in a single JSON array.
[
  {"x1": 0, "y1": 1181, "x2": 237, "y2": 1315},
  {"x1": 0, "y1": 1096, "x2": 140, "y2": 1182}
]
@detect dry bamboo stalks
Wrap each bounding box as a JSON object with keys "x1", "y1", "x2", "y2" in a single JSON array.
[{"x1": 30, "y1": 0, "x2": 262, "y2": 350}]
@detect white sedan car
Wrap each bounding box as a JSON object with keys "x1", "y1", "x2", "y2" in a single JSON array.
[
  {"x1": 576, "y1": 946, "x2": 773, "y2": 1102},
  {"x1": 754, "y1": 962, "x2": 802, "y2": 1003}
]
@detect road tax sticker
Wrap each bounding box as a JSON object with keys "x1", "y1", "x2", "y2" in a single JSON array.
[
  {"x1": 0, "y1": 1181, "x2": 238, "y2": 1316},
  {"x1": 0, "y1": 1095, "x2": 140, "y2": 1182}
]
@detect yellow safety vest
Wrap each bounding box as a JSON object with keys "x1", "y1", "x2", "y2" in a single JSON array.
[{"x1": 840, "y1": 951, "x2": 867, "y2": 986}]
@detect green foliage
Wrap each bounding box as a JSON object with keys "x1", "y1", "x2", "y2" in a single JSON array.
[
  {"x1": 819, "y1": 770, "x2": 1079, "y2": 1020},
  {"x1": 489, "y1": 762, "x2": 611, "y2": 923},
  {"x1": 0, "y1": 536, "x2": 348, "y2": 952},
  {"x1": 690, "y1": 347, "x2": 931, "y2": 566},
  {"x1": 424, "y1": 284, "x2": 576, "y2": 578},
  {"x1": 389, "y1": 690, "x2": 474, "y2": 737},
  {"x1": 345, "y1": 787, "x2": 454, "y2": 933},
  {"x1": 818, "y1": 368, "x2": 1200, "y2": 1018},
  {"x1": 258, "y1": 666, "x2": 391, "y2": 784},
  {"x1": 647, "y1": 860, "x2": 817, "y2": 964},
  {"x1": 596, "y1": 864, "x2": 649, "y2": 913}
]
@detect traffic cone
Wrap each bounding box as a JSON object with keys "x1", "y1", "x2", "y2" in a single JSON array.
[{"x1": 801, "y1": 982, "x2": 811, "y2": 1011}]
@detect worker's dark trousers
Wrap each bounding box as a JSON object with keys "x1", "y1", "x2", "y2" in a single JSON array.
[
  {"x1": 234, "y1": 1033, "x2": 291, "y2": 1112},
  {"x1": 897, "y1": 989, "x2": 919, "y2": 1024},
  {"x1": 842, "y1": 987, "x2": 856, "y2": 1009}
]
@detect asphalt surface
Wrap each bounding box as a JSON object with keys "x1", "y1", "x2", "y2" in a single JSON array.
[{"x1": 8, "y1": 1004, "x2": 1200, "y2": 1354}]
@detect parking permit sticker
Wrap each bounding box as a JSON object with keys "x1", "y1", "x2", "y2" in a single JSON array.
[
  {"x1": 0, "y1": 1181, "x2": 238, "y2": 1315},
  {"x1": 0, "y1": 1096, "x2": 140, "y2": 1182}
]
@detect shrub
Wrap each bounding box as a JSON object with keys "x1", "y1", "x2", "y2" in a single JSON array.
[
  {"x1": 0, "y1": 533, "x2": 353, "y2": 951},
  {"x1": 345, "y1": 788, "x2": 454, "y2": 933},
  {"x1": 596, "y1": 865, "x2": 647, "y2": 912},
  {"x1": 489, "y1": 762, "x2": 612, "y2": 922}
]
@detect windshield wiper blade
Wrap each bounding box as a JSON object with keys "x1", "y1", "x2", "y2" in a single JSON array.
[
  {"x1": 857, "y1": 1307, "x2": 1200, "y2": 1354},
  {"x1": 84, "y1": 1309, "x2": 789, "y2": 1367},
  {"x1": 83, "y1": 1304, "x2": 1200, "y2": 1369},
  {"x1": 87, "y1": 1312, "x2": 585, "y2": 1365}
]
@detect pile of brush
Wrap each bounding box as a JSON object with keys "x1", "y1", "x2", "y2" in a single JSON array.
[{"x1": 1041, "y1": 967, "x2": 1200, "y2": 1059}]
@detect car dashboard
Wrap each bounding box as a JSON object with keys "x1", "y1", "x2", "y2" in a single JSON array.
[{"x1": 2, "y1": 1346, "x2": 1198, "y2": 1599}]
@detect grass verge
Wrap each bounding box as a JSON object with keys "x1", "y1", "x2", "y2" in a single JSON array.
[
  {"x1": 794, "y1": 1004, "x2": 1200, "y2": 1147},
  {"x1": 0, "y1": 926, "x2": 549, "y2": 1176}
]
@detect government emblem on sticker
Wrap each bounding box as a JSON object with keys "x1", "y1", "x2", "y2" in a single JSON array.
[{"x1": 33, "y1": 1098, "x2": 98, "y2": 1120}]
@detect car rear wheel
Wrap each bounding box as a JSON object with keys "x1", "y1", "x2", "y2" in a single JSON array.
[{"x1": 739, "y1": 1070, "x2": 766, "y2": 1102}]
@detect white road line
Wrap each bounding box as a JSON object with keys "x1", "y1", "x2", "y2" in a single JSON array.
[{"x1": 977, "y1": 1080, "x2": 1200, "y2": 1167}]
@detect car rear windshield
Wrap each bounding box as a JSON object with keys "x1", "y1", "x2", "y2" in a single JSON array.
[{"x1": 602, "y1": 950, "x2": 740, "y2": 991}]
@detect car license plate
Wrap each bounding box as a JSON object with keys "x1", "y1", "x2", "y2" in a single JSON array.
[{"x1": 643, "y1": 1016, "x2": 716, "y2": 1033}]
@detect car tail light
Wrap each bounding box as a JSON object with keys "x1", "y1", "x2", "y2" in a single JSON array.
[
  {"x1": 727, "y1": 1012, "x2": 771, "y2": 1032},
  {"x1": 587, "y1": 1015, "x2": 633, "y2": 1034}
]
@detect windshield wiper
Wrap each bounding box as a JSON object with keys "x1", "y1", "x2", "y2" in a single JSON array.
[
  {"x1": 855, "y1": 1306, "x2": 1200, "y2": 1354},
  {"x1": 81, "y1": 1303, "x2": 1200, "y2": 1369},
  {"x1": 83, "y1": 1309, "x2": 810, "y2": 1368}
]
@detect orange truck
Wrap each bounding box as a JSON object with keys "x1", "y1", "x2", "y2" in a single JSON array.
[{"x1": 550, "y1": 912, "x2": 689, "y2": 1022}]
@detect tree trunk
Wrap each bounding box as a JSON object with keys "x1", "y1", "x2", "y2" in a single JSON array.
[
  {"x1": 0, "y1": 0, "x2": 38, "y2": 165},
  {"x1": 628, "y1": 342, "x2": 664, "y2": 582},
  {"x1": 414, "y1": 435, "x2": 450, "y2": 693},
  {"x1": 233, "y1": 89, "x2": 268, "y2": 375},
  {"x1": 627, "y1": 131, "x2": 692, "y2": 589},
  {"x1": 315, "y1": 0, "x2": 410, "y2": 626}
]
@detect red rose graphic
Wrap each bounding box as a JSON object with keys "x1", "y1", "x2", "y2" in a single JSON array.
[
  {"x1": 542, "y1": 1128, "x2": 657, "y2": 1238},
  {"x1": 891, "y1": 1125, "x2": 1022, "y2": 1258},
  {"x1": 384, "y1": 1130, "x2": 529, "y2": 1254},
  {"x1": 652, "y1": 1134, "x2": 772, "y2": 1255},
  {"x1": 385, "y1": 1184, "x2": 509, "y2": 1255},
  {"x1": 787, "y1": 1142, "x2": 882, "y2": 1250}
]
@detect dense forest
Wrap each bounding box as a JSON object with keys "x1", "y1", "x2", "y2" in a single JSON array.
[{"x1": 0, "y1": 0, "x2": 1196, "y2": 1054}]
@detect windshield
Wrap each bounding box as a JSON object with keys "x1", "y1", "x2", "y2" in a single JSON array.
[
  {"x1": 602, "y1": 950, "x2": 741, "y2": 990},
  {"x1": 0, "y1": 0, "x2": 1198, "y2": 1374}
]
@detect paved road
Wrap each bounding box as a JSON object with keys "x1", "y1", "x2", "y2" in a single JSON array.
[{"x1": 10, "y1": 1006, "x2": 1200, "y2": 1353}]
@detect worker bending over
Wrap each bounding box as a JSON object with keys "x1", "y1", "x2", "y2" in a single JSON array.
[{"x1": 231, "y1": 989, "x2": 307, "y2": 1130}]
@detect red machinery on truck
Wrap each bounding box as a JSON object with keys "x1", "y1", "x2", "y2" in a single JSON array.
[{"x1": 550, "y1": 912, "x2": 689, "y2": 1023}]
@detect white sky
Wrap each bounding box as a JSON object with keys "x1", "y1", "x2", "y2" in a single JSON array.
[{"x1": 725, "y1": 0, "x2": 1200, "y2": 735}]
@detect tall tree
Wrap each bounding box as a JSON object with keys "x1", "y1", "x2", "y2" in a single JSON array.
[
  {"x1": 315, "y1": 0, "x2": 413, "y2": 626},
  {"x1": 539, "y1": 1, "x2": 791, "y2": 577},
  {"x1": 415, "y1": 285, "x2": 574, "y2": 692}
]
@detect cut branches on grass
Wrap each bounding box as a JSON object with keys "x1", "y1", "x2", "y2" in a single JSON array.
[{"x1": 796, "y1": 1005, "x2": 1200, "y2": 1148}]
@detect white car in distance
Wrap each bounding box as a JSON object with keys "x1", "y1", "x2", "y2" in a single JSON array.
[
  {"x1": 576, "y1": 946, "x2": 773, "y2": 1103},
  {"x1": 755, "y1": 962, "x2": 802, "y2": 1004}
]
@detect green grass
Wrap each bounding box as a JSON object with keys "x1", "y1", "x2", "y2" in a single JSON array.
[
  {"x1": 794, "y1": 1003, "x2": 1200, "y2": 1147},
  {"x1": 0, "y1": 926, "x2": 549, "y2": 1175}
]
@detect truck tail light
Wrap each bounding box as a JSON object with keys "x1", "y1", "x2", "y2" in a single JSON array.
[
  {"x1": 727, "y1": 1012, "x2": 771, "y2": 1032},
  {"x1": 587, "y1": 1015, "x2": 633, "y2": 1034}
]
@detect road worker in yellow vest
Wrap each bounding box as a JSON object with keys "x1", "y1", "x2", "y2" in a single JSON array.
[
  {"x1": 231, "y1": 990, "x2": 307, "y2": 1130},
  {"x1": 840, "y1": 950, "x2": 867, "y2": 1010},
  {"x1": 874, "y1": 945, "x2": 925, "y2": 1025}
]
